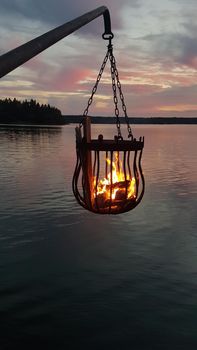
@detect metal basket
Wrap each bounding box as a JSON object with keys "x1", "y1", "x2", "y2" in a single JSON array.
[{"x1": 72, "y1": 118, "x2": 145, "y2": 214}]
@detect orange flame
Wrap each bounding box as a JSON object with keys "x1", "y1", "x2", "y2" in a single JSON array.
[{"x1": 93, "y1": 152, "x2": 136, "y2": 205}]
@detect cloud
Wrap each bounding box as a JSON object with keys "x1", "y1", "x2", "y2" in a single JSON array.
[
  {"x1": 137, "y1": 31, "x2": 197, "y2": 70},
  {"x1": 0, "y1": 0, "x2": 139, "y2": 30},
  {"x1": 0, "y1": 0, "x2": 197, "y2": 117},
  {"x1": 123, "y1": 84, "x2": 197, "y2": 116}
]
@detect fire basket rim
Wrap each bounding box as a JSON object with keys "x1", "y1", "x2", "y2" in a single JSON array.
[{"x1": 77, "y1": 136, "x2": 144, "y2": 152}]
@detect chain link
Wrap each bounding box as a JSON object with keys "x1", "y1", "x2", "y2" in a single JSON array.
[{"x1": 81, "y1": 39, "x2": 133, "y2": 139}]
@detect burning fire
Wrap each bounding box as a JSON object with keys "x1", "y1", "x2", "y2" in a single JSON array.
[{"x1": 93, "y1": 152, "x2": 136, "y2": 207}]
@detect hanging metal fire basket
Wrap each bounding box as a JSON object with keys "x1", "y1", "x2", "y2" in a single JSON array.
[
  {"x1": 72, "y1": 118, "x2": 145, "y2": 214},
  {"x1": 72, "y1": 34, "x2": 145, "y2": 214}
]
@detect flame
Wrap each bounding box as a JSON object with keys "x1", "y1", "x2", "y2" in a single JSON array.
[{"x1": 93, "y1": 152, "x2": 136, "y2": 205}]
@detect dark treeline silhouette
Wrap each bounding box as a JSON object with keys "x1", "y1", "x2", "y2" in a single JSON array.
[
  {"x1": 0, "y1": 98, "x2": 64, "y2": 124},
  {"x1": 63, "y1": 115, "x2": 197, "y2": 124},
  {"x1": 1, "y1": 98, "x2": 197, "y2": 125}
]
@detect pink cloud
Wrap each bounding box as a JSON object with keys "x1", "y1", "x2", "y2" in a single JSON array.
[
  {"x1": 23, "y1": 56, "x2": 50, "y2": 72},
  {"x1": 51, "y1": 67, "x2": 92, "y2": 91}
]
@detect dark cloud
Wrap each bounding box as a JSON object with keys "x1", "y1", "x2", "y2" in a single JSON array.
[
  {"x1": 0, "y1": 0, "x2": 139, "y2": 31},
  {"x1": 140, "y1": 31, "x2": 197, "y2": 69}
]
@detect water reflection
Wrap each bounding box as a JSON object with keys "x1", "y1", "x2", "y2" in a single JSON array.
[
  {"x1": 0, "y1": 125, "x2": 62, "y2": 143},
  {"x1": 0, "y1": 124, "x2": 197, "y2": 349}
]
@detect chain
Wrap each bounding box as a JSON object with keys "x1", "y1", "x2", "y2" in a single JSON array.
[
  {"x1": 110, "y1": 48, "x2": 133, "y2": 139},
  {"x1": 108, "y1": 44, "x2": 122, "y2": 139},
  {"x1": 80, "y1": 50, "x2": 109, "y2": 128},
  {"x1": 81, "y1": 37, "x2": 133, "y2": 140}
]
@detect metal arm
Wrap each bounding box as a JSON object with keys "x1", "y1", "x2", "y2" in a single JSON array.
[{"x1": 0, "y1": 6, "x2": 113, "y2": 78}]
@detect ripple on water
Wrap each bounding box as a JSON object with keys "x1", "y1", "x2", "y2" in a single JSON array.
[{"x1": 0, "y1": 125, "x2": 197, "y2": 348}]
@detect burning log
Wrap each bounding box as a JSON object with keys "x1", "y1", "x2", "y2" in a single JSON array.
[
  {"x1": 97, "y1": 179, "x2": 130, "y2": 192},
  {"x1": 94, "y1": 179, "x2": 135, "y2": 209},
  {"x1": 95, "y1": 192, "x2": 108, "y2": 208},
  {"x1": 115, "y1": 188, "x2": 127, "y2": 200}
]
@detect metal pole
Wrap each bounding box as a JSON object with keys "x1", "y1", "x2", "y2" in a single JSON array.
[{"x1": 0, "y1": 6, "x2": 113, "y2": 78}]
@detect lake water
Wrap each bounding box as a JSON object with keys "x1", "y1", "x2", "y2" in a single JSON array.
[{"x1": 0, "y1": 124, "x2": 197, "y2": 349}]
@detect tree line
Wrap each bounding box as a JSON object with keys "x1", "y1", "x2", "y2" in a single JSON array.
[{"x1": 0, "y1": 98, "x2": 64, "y2": 124}]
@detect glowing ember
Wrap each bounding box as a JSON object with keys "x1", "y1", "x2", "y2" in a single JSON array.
[{"x1": 93, "y1": 152, "x2": 136, "y2": 207}]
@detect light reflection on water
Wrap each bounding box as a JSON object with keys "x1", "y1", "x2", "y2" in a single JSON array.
[{"x1": 0, "y1": 124, "x2": 197, "y2": 349}]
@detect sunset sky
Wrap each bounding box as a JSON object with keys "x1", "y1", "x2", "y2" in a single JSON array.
[{"x1": 0, "y1": 0, "x2": 197, "y2": 117}]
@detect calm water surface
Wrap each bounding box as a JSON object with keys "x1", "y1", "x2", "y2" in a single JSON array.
[{"x1": 0, "y1": 124, "x2": 197, "y2": 349}]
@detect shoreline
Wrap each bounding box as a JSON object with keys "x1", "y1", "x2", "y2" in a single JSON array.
[
  {"x1": 1, "y1": 117, "x2": 197, "y2": 127},
  {"x1": 62, "y1": 116, "x2": 197, "y2": 124}
]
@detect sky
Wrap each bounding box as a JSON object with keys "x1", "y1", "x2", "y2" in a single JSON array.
[{"x1": 0, "y1": 0, "x2": 197, "y2": 117}]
